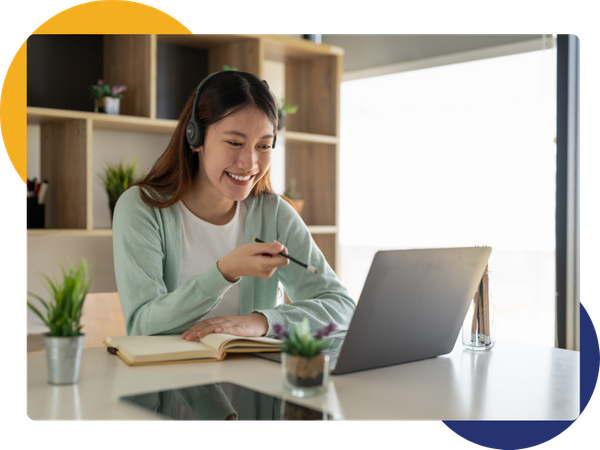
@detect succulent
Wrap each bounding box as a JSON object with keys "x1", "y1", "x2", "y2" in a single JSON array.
[{"x1": 273, "y1": 318, "x2": 337, "y2": 358}]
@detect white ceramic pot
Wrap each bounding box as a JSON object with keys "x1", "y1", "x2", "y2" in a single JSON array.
[{"x1": 104, "y1": 97, "x2": 120, "y2": 115}]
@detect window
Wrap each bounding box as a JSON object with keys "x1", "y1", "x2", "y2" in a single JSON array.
[{"x1": 339, "y1": 48, "x2": 557, "y2": 347}]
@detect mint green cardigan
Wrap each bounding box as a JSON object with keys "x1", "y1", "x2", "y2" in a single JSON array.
[{"x1": 112, "y1": 186, "x2": 356, "y2": 337}]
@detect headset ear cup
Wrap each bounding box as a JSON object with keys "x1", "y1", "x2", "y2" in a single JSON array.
[
  {"x1": 187, "y1": 74, "x2": 214, "y2": 147},
  {"x1": 186, "y1": 118, "x2": 204, "y2": 148},
  {"x1": 186, "y1": 122, "x2": 196, "y2": 147},
  {"x1": 272, "y1": 135, "x2": 277, "y2": 150}
]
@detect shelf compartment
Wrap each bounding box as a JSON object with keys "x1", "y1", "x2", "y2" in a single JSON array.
[
  {"x1": 27, "y1": 35, "x2": 104, "y2": 113},
  {"x1": 156, "y1": 39, "x2": 208, "y2": 120},
  {"x1": 40, "y1": 119, "x2": 89, "y2": 229},
  {"x1": 27, "y1": 35, "x2": 154, "y2": 117},
  {"x1": 312, "y1": 233, "x2": 337, "y2": 272},
  {"x1": 285, "y1": 54, "x2": 340, "y2": 136},
  {"x1": 104, "y1": 35, "x2": 154, "y2": 118},
  {"x1": 286, "y1": 141, "x2": 336, "y2": 227}
]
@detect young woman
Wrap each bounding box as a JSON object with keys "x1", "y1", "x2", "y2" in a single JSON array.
[{"x1": 112, "y1": 70, "x2": 355, "y2": 340}]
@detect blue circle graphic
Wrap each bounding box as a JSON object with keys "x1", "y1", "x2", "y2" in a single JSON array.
[{"x1": 441, "y1": 301, "x2": 600, "y2": 450}]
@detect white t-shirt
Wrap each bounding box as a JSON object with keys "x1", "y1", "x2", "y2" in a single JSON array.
[{"x1": 177, "y1": 200, "x2": 247, "y2": 321}]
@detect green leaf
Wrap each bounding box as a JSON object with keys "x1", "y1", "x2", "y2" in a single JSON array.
[
  {"x1": 27, "y1": 301, "x2": 51, "y2": 329},
  {"x1": 27, "y1": 258, "x2": 94, "y2": 336},
  {"x1": 96, "y1": 160, "x2": 145, "y2": 203}
]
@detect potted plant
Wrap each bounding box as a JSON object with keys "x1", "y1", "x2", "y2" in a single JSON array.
[
  {"x1": 273, "y1": 319, "x2": 337, "y2": 398},
  {"x1": 27, "y1": 258, "x2": 93, "y2": 385},
  {"x1": 283, "y1": 178, "x2": 304, "y2": 216},
  {"x1": 97, "y1": 160, "x2": 145, "y2": 222},
  {"x1": 277, "y1": 97, "x2": 298, "y2": 130},
  {"x1": 90, "y1": 79, "x2": 127, "y2": 114}
]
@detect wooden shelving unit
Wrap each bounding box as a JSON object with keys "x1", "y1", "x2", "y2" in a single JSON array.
[{"x1": 27, "y1": 34, "x2": 343, "y2": 272}]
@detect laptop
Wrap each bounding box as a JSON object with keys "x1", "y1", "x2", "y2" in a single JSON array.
[{"x1": 254, "y1": 246, "x2": 492, "y2": 375}]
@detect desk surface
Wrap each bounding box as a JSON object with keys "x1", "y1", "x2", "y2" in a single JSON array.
[{"x1": 27, "y1": 338, "x2": 579, "y2": 421}]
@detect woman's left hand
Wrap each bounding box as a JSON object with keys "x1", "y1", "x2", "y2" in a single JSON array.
[{"x1": 181, "y1": 313, "x2": 268, "y2": 341}]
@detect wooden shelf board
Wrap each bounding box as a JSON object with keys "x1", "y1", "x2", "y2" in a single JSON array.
[
  {"x1": 27, "y1": 107, "x2": 177, "y2": 134},
  {"x1": 28, "y1": 229, "x2": 113, "y2": 237},
  {"x1": 281, "y1": 131, "x2": 338, "y2": 145},
  {"x1": 28, "y1": 107, "x2": 337, "y2": 143},
  {"x1": 307, "y1": 225, "x2": 338, "y2": 234},
  {"x1": 156, "y1": 34, "x2": 344, "y2": 60}
]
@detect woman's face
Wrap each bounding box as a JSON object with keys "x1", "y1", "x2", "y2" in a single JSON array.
[{"x1": 196, "y1": 107, "x2": 274, "y2": 203}]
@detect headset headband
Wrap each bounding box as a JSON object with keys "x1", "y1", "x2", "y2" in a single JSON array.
[{"x1": 185, "y1": 72, "x2": 277, "y2": 149}]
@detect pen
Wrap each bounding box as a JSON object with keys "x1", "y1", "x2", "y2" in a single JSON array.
[
  {"x1": 38, "y1": 180, "x2": 49, "y2": 205},
  {"x1": 27, "y1": 178, "x2": 34, "y2": 197},
  {"x1": 251, "y1": 236, "x2": 318, "y2": 274}
]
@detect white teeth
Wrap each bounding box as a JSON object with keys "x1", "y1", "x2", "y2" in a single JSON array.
[{"x1": 227, "y1": 172, "x2": 252, "y2": 181}]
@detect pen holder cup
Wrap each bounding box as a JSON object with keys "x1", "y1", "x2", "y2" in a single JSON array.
[{"x1": 27, "y1": 197, "x2": 45, "y2": 229}]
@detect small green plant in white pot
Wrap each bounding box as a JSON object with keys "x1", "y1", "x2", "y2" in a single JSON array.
[
  {"x1": 90, "y1": 79, "x2": 127, "y2": 114},
  {"x1": 27, "y1": 258, "x2": 93, "y2": 385}
]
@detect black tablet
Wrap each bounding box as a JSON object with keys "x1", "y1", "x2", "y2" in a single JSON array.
[{"x1": 120, "y1": 381, "x2": 342, "y2": 420}]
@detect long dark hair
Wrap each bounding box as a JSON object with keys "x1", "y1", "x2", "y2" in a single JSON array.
[{"x1": 133, "y1": 71, "x2": 278, "y2": 208}]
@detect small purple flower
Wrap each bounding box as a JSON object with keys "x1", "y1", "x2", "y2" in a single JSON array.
[
  {"x1": 314, "y1": 322, "x2": 337, "y2": 339},
  {"x1": 97, "y1": 79, "x2": 104, "y2": 87},
  {"x1": 273, "y1": 323, "x2": 289, "y2": 339},
  {"x1": 111, "y1": 85, "x2": 127, "y2": 96}
]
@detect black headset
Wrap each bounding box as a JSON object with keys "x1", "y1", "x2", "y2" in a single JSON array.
[{"x1": 185, "y1": 72, "x2": 277, "y2": 149}]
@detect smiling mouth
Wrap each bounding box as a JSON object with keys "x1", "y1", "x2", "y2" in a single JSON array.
[{"x1": 226, "y1": 172, "x2": 255, "y2": 182}]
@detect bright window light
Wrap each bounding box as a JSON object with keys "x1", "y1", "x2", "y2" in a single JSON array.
[{"x1": 339, "y1": 48, "x2": 557, "y2": 347}]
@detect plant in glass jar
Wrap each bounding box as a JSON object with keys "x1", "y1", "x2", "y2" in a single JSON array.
[{"x1": 273, "y1": 319, "x2": 336, "y2": 397}]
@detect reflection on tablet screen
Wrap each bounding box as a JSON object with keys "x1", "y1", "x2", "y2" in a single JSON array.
[{"x1": 120, "y1": 381, "x2": 342, "y2": 420}]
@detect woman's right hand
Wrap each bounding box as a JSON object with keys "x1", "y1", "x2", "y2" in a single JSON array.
[{"x1": 217, "y1": 241, "x2": 290, "y2": 282}]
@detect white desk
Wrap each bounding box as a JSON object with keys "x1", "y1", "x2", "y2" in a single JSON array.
[{"x1": 27, "y1": 338, "x2": 579, "y2": 420}]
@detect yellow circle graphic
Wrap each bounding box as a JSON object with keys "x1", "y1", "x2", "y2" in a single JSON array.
[{"x1": 0, "y1": 0, "x2": 194, "y2": 186}]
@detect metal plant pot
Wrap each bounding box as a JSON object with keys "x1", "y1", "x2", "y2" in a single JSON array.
[{"x1": 44, "y1": 334, "x2": 85, "y2": 385}]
